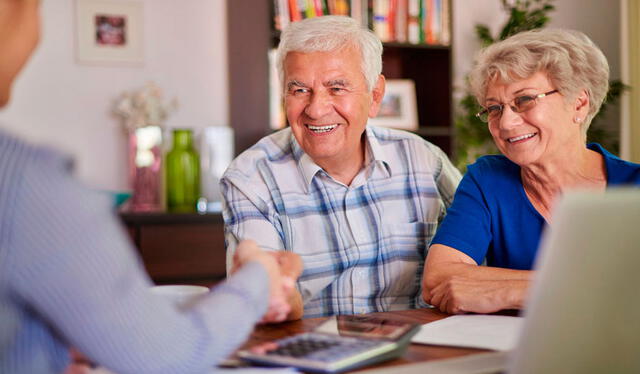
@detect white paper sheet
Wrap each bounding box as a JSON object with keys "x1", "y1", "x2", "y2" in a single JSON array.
[
  {"x1": 213, "y1": 368, "x2": 299, "y2": 373},
  {"x1": 411, "y1": 315, "x2": 524, "y2": 351},
  {"x1": 86, "y1": 365, "x2": 299, "y2": 374}
]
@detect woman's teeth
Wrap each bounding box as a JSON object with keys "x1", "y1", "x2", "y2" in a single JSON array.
[{"x1": 508, "y1": 133, "x2": 536, "y2": 143}]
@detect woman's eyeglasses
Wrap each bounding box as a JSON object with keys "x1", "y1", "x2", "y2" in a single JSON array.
[{"x1": 476, "y1": 90, "x2": 559, "y2": 123}]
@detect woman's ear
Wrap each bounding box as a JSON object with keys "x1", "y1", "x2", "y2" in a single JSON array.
[
  {"x1": 572, "y1": 89, "x2": 590, "y2": 124},
  {"x1": 368, "y1": 74, "x2": 386, "y2": 118}
]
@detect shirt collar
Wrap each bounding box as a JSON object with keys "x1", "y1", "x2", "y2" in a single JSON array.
[
  {"x1": 291, "y1": 126, "x2": 394, "y2": 192},
  {"x1": 364, "y1": 126, "x2": 393, "y2": 177}
]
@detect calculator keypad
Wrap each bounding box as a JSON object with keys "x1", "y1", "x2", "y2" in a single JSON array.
[{"x1": 265, "y1": 333, "x2": 386, "y2": 363}]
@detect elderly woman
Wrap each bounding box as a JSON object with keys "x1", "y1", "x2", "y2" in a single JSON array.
[{"x1": 422, "y1": 28, "x2": 640, "y2": 314}]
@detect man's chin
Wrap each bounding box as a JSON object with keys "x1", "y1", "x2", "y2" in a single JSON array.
[{"x1": 0, "y1": 90, "x2": 9, "y2": 109}]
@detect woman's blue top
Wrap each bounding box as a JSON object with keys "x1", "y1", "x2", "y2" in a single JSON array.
[{"x1": 431, "y1": 143, "x2": 640, "y2": 269}]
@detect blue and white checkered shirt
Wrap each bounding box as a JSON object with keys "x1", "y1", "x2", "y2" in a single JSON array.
[{"x1": 221, "y1": 126, "x2": 461, "y2": 318}]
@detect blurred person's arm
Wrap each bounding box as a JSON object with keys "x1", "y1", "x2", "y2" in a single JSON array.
[{"x1": 7, "y1": 151, "x2": 284, "y2": 374}]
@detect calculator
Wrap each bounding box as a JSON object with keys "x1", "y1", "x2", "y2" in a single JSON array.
[{"x1": 237, "y1": 315, "x2": 421, "y2": 373}]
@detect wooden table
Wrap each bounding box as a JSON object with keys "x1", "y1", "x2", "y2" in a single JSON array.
[{"x1": 237, "y1": 308, "x2": 494, "y2": 372}]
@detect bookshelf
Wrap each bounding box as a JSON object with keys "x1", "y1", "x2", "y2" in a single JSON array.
[{"x1": 227, "y1": 1, "x2": 453, "y2": 156}]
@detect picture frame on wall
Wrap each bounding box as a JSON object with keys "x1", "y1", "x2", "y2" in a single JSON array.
[
  {"x1": 369, "y1": 79, "x2": 418, "y2": 131},
  {"x1": 75, "y1": 0, "x2": 144, "y2": 65}
]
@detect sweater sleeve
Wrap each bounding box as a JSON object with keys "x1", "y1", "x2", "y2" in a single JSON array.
[{"x1": 7, "y1": 150, "x2": 269, "y2": 374}]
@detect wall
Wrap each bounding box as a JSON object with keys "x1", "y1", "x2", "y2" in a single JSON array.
[
  {"x1": 453, "y1": 0, "x2": 621, "y2": 139},
  {"x1": 621, "y1": 0, "x2": 640, "y2": 162},
  {"x1": 0, "y1": 0, "x2": 228, "y2": 191},
  {"x1": 1, "y1": 1, "x2": 623, "y2": 191}
]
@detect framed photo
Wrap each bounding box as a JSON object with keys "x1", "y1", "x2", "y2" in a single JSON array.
[
  {"x1": 75, "y1": 0, "x2": 144, "y2": 65},
  {"x1": 369, "y1": 79, "x2": 418, "y2": 130}
]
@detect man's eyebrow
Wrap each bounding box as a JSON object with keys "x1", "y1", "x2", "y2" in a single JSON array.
[
  {"x1": 325, "y1": 79, "x2": 349, "y2": 87},
  {"x1": 286, "y1": 80, "x2": 307, "y2": 90}
]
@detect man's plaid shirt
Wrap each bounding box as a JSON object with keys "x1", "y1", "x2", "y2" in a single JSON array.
[{"x1": 221, "y1": 126, "x2": 461, "y2": 318}]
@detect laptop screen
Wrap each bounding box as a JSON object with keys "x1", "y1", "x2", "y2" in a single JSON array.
[{"x1": 509, "y1": 189, "x2": 640, "y2": 373}]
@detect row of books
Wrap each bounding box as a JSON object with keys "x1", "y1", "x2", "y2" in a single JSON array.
[{"x1": 273, "y1": 0, "x2": 451, "y2": 46}]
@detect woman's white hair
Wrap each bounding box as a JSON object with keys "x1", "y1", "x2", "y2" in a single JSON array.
[
  {"x1": 276, "y1": 16, "x2": 383, "y2": 92},
  {"x1": 469, "y1": 28, "x2": 610, "y2": 135}
]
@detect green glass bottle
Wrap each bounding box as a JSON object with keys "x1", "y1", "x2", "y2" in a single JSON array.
[{"x1": 166, "y1": 129, "x2": 200, "y2": 212}]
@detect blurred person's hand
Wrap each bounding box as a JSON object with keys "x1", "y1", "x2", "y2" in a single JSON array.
[
  {"x1": 232, "y1": 240, "x2": 302, "y2": 323},
  {"x1": 63, "y1": 349, "x2": 94, "y2": 374}
]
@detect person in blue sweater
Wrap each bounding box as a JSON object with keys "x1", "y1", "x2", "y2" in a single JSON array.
[
  {"x1": 0, "y1": 1, "x2": 301, "y2": 373},
  {"x1": 422, "y1": 28, "x2": 640, "y2": 314}
]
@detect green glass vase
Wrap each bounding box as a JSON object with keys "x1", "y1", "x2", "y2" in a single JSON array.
[{"x1": 166, "y1": 129, "x2": 200, "y2": 212}]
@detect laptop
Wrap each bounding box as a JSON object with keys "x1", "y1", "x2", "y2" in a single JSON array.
[{"x1": 359, "y1": 188, "x2": 640, "y2": 374}]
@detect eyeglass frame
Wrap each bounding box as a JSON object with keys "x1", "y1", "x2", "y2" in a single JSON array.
[{"x1": 475, "y1": 89, "x2": 559, "y2": 123}]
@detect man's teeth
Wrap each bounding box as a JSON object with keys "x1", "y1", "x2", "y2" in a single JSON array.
[
  {"x1": 508, "y1": 133, "x2": 536, "y2": 143},
  {"x1": 308, "y1": 124, "x2": 338, "y2": 133}
]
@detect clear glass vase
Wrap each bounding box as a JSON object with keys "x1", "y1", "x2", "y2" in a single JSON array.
[
  {"x1": 166, "y1": 129, "x2": 200, "y2": 213},
  {"x1": 128, "y1": 126, "x2": 163, "y2": 212}
]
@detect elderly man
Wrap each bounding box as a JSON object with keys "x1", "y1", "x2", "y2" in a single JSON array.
[{"x1": 222, "y1": 16, "x2": 461, "y2": 320}]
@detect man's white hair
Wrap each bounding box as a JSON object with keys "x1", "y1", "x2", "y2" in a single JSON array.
[{"x1": 276, "y1": 16, "x2": 383, "y2": 92}]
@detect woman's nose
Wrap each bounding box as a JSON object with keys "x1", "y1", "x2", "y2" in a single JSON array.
[{"x1": 497, "y1": 105, "x2": 524, "y2": 130}]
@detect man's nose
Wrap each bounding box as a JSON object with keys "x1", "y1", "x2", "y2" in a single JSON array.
[{"x1": 304, "y1": 91, "x2": 332, "y2": 119}]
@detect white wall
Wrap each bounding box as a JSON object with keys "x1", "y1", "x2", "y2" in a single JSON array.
[
  {"x1": 453, "y1": 0, "x2": 621, "y2": 135},
  {"x1": 0, "y1": 0, "x2": 228, "y2": 191}
]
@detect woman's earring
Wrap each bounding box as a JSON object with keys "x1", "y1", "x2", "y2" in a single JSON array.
[{"x1": 574, "y1": 117, "x2": 582, "y2": 124}]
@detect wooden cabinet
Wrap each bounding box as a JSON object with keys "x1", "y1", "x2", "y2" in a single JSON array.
[
  {"x1": 227, "y1": 1, "x2": 453, "y2": 155},
  {"x1": 120, "y1": 212, "x2": 226, "y2": 286}
]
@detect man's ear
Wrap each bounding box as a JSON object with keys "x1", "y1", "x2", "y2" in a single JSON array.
[{"x1": 368, "y1": 74, "x2": 386, "y2": 118}]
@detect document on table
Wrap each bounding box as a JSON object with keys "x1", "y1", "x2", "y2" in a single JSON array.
[
  {"x1": 213, "y1": 368, "x2": 299, "y2": 373},
  {"x1": 411, "y1": 315, "x2": 524, "y2": 351}
]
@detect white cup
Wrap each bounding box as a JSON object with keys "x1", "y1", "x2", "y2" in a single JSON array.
[{"x1": 151, "y1": 285, "x2": 209, "y2": 309}]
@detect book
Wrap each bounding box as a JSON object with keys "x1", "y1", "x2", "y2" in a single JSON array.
[
  {"x1": 305, "y1": 0, "x2": 316, "y2": 18},
  {"x1": 350, "y1": 0, "x2": 368, "y2": 27},
  {"x1": 372, "y1": 0, "x2": 390, "y2": 42},
  {"x1": 440, "y1": 0, "x2": 450, "y2": 45},
  {"x1": 407, "y1": 0, "x2": 421, "y2": 44},
  {"x1": 274, "y1": 0, "x2": 290, "y2": 30},
  {"x1": 289, "y1": 0, "x2": 302, "y2": 21},
  {"x1": 395, "y1": 0, "x2": 408, "y2": 43}
]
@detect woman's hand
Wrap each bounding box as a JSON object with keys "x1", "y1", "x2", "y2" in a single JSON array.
[
  {"x1": 426, "y1": 276, "x2": 528, "y2": 314},
  {"x1": 422, "y1": 244, "x2": 532, "y2": 314}
]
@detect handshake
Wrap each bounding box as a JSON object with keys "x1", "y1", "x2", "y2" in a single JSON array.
[{"x1": 231, "y1": 240, "x2": 303, "y2": 323}]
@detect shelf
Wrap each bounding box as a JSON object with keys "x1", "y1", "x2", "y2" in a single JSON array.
[
  {"x1": 413, "y1": 126, "x2": 453, "y2": 137},
  {"x1": 119, "y1": 211, "x2": 223, "y2": 225},
  {"x1": 382, "y1": 42, "x2": 451, "y2": 50}
]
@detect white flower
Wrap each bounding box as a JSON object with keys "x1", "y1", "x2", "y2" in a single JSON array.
[{"x1": 113, "y1": 82, "x2": 178, "y2": 132}]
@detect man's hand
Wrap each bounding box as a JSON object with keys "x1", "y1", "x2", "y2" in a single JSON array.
[
  {"x1": 425, "y1": 276, "x2": 527, "y2": 314},
  {"x1": 232, "y1": 240, "x2": 302, "y2": 323}
]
